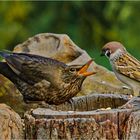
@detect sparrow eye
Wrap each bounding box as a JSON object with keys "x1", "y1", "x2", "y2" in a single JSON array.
[{"x1": 105, "y1": 50, "x2": 111, "y2": 57}]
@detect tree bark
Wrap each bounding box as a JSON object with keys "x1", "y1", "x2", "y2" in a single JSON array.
[{"x1": 24, "y1": 94, "x2": 140, "y2": 140}]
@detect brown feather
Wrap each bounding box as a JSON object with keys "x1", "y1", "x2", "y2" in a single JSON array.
[{"x1": 114, "y1": 52, "x2": 140, "y2": 82}]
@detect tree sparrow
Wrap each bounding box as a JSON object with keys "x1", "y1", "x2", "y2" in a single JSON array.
[{"x1": 101, "y1": 41, "x2": 140, "y2": 96}]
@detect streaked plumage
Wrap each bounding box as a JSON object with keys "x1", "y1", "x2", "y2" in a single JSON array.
[
  {"x1": 0, "y1": 51, "x2": 96, "y2": 105},
  {"x1": 114, "y1": 53, "x2": 140, "y2": 82},
  {"x1": 101, "y1": 41, "x2": 140, "y2": 96}
]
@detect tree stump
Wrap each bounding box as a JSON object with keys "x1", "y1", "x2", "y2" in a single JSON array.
[{"x1": 24, "y1": 94, "x2": 140, "y2": 140}]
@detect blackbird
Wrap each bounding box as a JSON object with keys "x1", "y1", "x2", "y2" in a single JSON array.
[{"x1": 0, "y1": 51, "x2": 96, "y2": 105}]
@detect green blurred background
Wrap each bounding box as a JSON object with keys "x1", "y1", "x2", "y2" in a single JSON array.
[{"x1": 0, "y1": 1, "x2": 140, "y2": 70}]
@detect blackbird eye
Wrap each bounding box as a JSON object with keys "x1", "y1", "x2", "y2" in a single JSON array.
[{"x1": 69, "y1": 68, "x2": 76, "y2": 73}]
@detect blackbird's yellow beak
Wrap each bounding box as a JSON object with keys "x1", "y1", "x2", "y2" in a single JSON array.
[{"x1": 77, "y1": 60, "x2": 96, "y2": 76}]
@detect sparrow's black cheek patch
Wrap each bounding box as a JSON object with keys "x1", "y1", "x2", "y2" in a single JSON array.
[{"x1": 102, "y1": 48, "x2": 111, "y2": 58}]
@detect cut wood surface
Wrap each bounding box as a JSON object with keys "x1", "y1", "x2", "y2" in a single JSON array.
[{"x1": 51, "y1": 93, "x2": 130, "y2": 111}]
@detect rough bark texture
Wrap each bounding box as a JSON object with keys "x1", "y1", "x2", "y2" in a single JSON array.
[
  {"x1": 25, "y1": 108, "x2": 132, "y2": 139},
  {"x1": 0, "y1": 94, "x2": 140, "y2": 140},
  {"x1": 125, "y1": 110, "x2": 140, "y2": 139},
  {"x1": 0, "y1": 104, "x2": 23, "y2": 139},
  {"x1": 24, "y1": 95, "x2": 140, "y2": 140}
]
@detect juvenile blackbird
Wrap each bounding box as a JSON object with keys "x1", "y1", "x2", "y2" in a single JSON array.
[{"x1": 0, "y1": 51, "x2": 96, "y2": 105}]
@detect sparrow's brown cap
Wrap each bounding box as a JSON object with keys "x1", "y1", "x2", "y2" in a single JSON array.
[{"x1": 101, "y1": 41, "x2": 126, "y2": 57}]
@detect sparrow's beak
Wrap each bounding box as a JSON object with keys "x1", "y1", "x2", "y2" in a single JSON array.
[{"x1": 77, "y1": 60, "x2": 96, "y2": 76}]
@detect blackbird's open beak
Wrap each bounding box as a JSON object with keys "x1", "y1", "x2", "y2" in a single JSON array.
[{"x1": 77, "y1": 60, "x2": 96, "y2": 77}]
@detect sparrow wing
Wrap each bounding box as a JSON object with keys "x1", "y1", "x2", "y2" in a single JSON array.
[
  {"x1": 0, "y1": 51, "x2": 66, "y2": 85},
  {"x1": 114, "y1": 53, "x2": 140, "y2": 82}
]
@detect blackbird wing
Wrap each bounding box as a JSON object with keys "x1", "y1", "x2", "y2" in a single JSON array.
[
  {"x1": 114, "y1": 53, "x2": 140, "y2": 82},
  {"x1": 0, "y1": 51, "x2": 66, "y2": 85}
]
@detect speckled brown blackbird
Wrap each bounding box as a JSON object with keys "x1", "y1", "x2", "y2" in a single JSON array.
[{"x1": 0, "y1": 51, "x2": 96, "y2": 105}]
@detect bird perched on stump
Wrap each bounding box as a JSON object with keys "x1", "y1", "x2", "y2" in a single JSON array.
[
  {"x1": 0, "y1": 51, "x2": 96, "y2": 105},
  {"x1": 101, "y1": 41, "x2": 140, "y2": 96}
]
